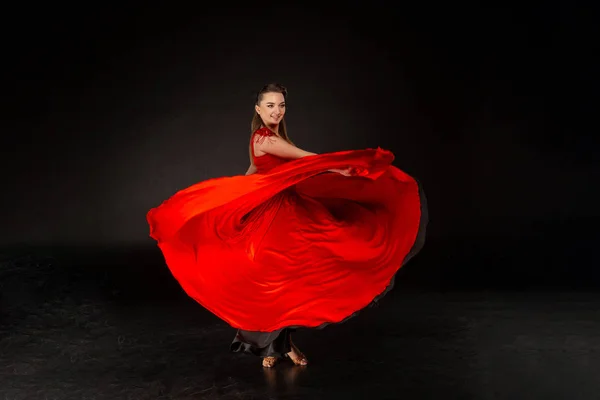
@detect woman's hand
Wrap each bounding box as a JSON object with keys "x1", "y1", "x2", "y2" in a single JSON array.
[{"x1": 327, "y1": 168, "x2": 353, "y2": 177}]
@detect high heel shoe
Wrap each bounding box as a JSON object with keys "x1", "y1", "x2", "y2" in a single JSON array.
[
  {"x1": 262, "y1": 356, "x2": 277, "y2": 368},
  {"x1": 285, "y1": 344, "x2": 308, "y2": 366}
]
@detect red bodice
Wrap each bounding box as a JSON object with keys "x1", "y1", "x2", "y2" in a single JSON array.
[{"x1": 251, "y1": 127, "x2": 289, "y2": 173}]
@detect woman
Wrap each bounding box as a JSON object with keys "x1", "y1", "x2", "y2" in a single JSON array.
[{"x1": 147, "y1": 83, "x2": 428, "y2": 368}]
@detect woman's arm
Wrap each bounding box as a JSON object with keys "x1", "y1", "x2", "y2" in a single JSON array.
[
  {"x1": 254, "y1": 135, "x2": 317, "y2": 159},
  {"x1": 328, "y1": 168, "x2": 352, "y2": 176},
  {"x1": 253, "y1": 134, "x2": 351, "y2": 176},
  {"x1": 245, "y1": 164, "x2": 257, "y2": 175}
]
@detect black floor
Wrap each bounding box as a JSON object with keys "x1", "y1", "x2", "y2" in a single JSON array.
[{"x1": 1, "y1": 235, "x2": 598, "y2": 399}]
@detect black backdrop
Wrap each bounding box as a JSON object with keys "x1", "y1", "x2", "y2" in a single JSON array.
[{"x1": 2, "y1": 3, "x2": 597, "y2": 287}]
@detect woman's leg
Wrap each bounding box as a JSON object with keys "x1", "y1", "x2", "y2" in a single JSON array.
[
  {"x1": 286, "y1": 333, "x2": 308, "y2": 366},
  {"x1": 231, "y1": 328, "x2": 292, "y2": 367}
]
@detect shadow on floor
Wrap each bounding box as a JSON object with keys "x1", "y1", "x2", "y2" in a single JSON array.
[{"x1": 1, "y1": 227, "x2": 599, "y2": 398}]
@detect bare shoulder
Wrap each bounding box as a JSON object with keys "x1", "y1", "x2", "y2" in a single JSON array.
[
  {"x1": 251, "y1": 128, "x2": 275, "y2": 157},
  {"x1": 252, "y1": 128, "x2": 278, "y2": 147},
  {"x1": 253, "y1": 127, "x2": 275, "y2": 141},
  {"x1": 251, "y1": 128, "x2": 314, "y2": 159},
  {"x1": 254, "y1": 127, "x2": 274, "y2": 137}
]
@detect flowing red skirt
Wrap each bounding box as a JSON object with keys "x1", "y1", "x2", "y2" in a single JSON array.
[{"x1": 147, "y1": 148, "x2": 426, "y2": 332}]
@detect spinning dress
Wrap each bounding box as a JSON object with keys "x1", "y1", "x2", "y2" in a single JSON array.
[{"x1": 147, "y1": 127, "x2": 428, "y2": 357}]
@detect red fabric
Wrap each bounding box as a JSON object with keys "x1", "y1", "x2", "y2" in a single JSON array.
[{"x1": 147, "y1": 127, "x2": 423, "y2": 332}]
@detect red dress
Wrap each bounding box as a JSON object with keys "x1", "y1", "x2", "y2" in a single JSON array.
[{"x1": 147, "y1": 127, "x2": 427, "y2": 335}]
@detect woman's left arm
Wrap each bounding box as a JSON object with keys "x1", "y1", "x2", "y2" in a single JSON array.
[{"x1": 245, "y1": 164, "x2": 257, "y2": 175}]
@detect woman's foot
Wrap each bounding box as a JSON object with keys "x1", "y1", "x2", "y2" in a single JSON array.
[
  {"x1": 286, "y1": 342, "x2": 308, "y2": 366},
  {"x1": 262, "y1": 356, "x2": 277, "y2": 368}
]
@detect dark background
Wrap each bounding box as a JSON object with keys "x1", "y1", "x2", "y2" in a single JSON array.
[
  {"x1": 2, "y1": 3, "x2": 598, "y2": 287},
  {"x1": 2, "y1": 4, "x2": 600, "y2": 399}
]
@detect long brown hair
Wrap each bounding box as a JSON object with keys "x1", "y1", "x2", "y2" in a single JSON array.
[{"x1": 249, "y1": 83, "x2": 293, "y2": 163}]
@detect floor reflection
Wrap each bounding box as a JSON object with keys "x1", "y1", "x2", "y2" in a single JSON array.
[
  {"x1": 5, "y1": 248, "x2": 600, "y2": 398},
  {"x1": 262, "y1": 363, "x2": 307, "y2": 391}
]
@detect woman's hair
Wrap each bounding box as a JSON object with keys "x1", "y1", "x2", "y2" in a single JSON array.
[{"x1": 249, "y1": 83, "x2": 293, "y2": 163}]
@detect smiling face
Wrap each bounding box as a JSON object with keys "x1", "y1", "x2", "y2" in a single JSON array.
[{"x1": 255, "y1": 92, "x2": 286, "y2": 129}]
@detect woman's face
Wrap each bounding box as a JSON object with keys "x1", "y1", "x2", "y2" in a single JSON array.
[{"x1": 255, "y1": 92, "x2": 286, "y2": 127}]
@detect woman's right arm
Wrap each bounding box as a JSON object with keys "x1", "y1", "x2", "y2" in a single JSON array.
[
  {"x1": 254, "y1": 134, "x2": 351, "y2": 176},
  {"x1": 254, "y1": 135, "x2": 317, "y2": 159}
]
